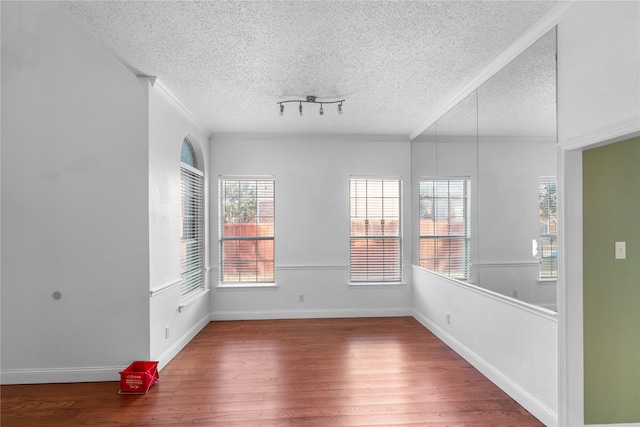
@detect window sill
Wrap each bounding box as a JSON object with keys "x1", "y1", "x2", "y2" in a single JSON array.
[
  {"x1": 349, "y1": 282, "x2": 407, "y2": 287},
  {"x1": 537, "y1": 279, "x2": 557, "y2": 285},
  {"x1": 217, "y1": 283, "x2": 278, "y2": 289},
  {"x1": 178, "y1": 288, "x2": 209, "y2": 312}
]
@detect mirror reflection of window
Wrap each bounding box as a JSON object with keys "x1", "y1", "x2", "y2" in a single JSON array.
[
  {"x1": 419, "y1": 178, "x2": 471, "y2": 281},
  {"x1": 538, "y1": 178, "x2": 557, "y2": 279}
]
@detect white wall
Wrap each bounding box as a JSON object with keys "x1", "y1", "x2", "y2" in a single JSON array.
[
  {"x1": 412, "y1": 267, "x2": 558, "y2": 426},
  {"x1": 557, "y1": 2, "x2": 640, "y2": 426},
  {"x1": 1, "y1": 1, "x2": 150, "y2": 383},
  {"x1": 148, "y1": 83, "x2": 211, "y2": 368},
  {"x1": 558, "y1": 1, "x2": 640, "y2": 150},
  {"x1": 210, "y1": 135, "x2": 412, "y2": 319}
]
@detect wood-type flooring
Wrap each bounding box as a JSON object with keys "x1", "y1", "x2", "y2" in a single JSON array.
[{"x1": 1, "y1": 317, "x2": 544, "y2": 426}]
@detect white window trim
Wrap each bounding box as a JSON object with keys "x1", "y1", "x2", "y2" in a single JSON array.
[
  {"x1": 218, "y1": 176, "x2": 276, "y2": 285},
  {"x1": 349, "y1": 177, "x2": 404, "y2": 284}
]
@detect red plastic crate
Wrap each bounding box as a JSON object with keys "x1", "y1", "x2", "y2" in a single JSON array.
[{"x1": 119, "y1": 361, "x2": 159, "y2": 394}]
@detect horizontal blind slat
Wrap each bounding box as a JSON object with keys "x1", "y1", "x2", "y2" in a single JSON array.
[
  {"x1": 220, "y1": 178, "x2": 276, "y2": 283},
  {"x1": 180, "y1": 166, "x2": 205, "y2": 297},
  {"x1": 419, "y1": 179, "x2": 470, "y2": 280},
  {"x1": 349, "y1": 178, "x2": 402, "y2": 282}
]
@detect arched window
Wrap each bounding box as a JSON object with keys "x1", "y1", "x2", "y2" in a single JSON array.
[
  {"x1": 180, "y1": 138, "x2": 204, "y2": 299},
  {"x1": 181, "y1": 139, "x2": 197, "y2": 168}
]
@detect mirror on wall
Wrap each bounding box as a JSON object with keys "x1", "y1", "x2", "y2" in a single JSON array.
[
  {"x1": 412, "y1": 28, "x2": 557, "y2": 311},
  {"x1": 413, "y1": 92, "x2": 478, "y2": 285}
]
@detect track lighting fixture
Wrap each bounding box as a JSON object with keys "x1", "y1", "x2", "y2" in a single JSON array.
[{"x1": 278, "y1": 96, "x2": 345, "y2": 116}]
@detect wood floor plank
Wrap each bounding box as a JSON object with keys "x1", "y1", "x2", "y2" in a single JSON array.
[{"x1": 1, "y1": 317, "x2": 545, "y2": 426}]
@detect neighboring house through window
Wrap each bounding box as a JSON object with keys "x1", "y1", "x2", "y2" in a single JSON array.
[
  {"x1": 180, "y1": 138, "x2": 205, "y2": 298},
  {"x1": 219, "y1": 178, "x2": 275, "y2": 283},
  {"x1": 350, "y1": 178, "x2": 402, "y2": 283},
  {"x1": 419, "y1": 178, "x2": 470, "y2": 280}
]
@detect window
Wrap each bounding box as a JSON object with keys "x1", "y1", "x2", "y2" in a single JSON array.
[
  {"x1": 419, "y1": 178, "x2": 470, "y2": 280},
  {"x1": 219, "y1": 178, "x2": 275, "y2": 283},
  {"x1": 350, "y1": 178, "x2": 402, "y2": 283},
  {"x1": 180, "y1": 139, "x2": 205, "y2": 298},
  {"x1": 538, "y1": 178, "x2": 557, "y2": 279}
]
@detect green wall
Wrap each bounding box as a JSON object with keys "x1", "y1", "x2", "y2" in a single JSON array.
[{"x1": 583, "y1": 137, "x2": 640, "y2": 424}]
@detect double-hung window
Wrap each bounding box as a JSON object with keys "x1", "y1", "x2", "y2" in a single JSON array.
[
  {"x1": 350, "y1": 178, "x2": 402, "y2": 283},
  {"x1": 419, "y1": 178, "x2": 470, "y2": 280},
  {"x1": 180, "y1": 139, "x2": 205, "y2": 298},
  {"x1": 538, "y1": 178, "x2": 557, "y2": 279},
  {"x1": 219, "y1": 178, "x2": 275, "y2": 283}
]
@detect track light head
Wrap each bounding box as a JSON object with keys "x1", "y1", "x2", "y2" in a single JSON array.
[
  {"x1": 299, "y1": 102, "x2": 302, "y2": 116},
  {"x1": 279, "y1": 104, "x2": 284, "y2": 115},
  {"x1": 319, "y1": 104, "x2": 324, "y2": 116}
]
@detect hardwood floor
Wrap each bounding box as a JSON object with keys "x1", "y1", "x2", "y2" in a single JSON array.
[{"x1": 1, "y1": 317, "x2": 544, "y2": 426}]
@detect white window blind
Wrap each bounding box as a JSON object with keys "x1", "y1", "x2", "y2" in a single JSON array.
[
  {"x1": 419, "y1": 179, "x2": 470, "y2": 280},
  {"x1": 350, "y1": 178, "x2": 402, "y2": 283},
  {"x1": 538, "y1": 178, "x2": 557, "y2": 279},
  {"x1": 180, "y1": 163, "x2": 205, "y2": 297},
  {"x1": 220, "y1": 179, "x2": 275, "y2": 283}
]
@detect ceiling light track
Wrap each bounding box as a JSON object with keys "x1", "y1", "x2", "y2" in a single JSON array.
[{"x1": 278, "y1": 96, "x2": 345, "y2": 116}]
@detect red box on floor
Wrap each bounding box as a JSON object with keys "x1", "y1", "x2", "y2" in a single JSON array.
[{"x1": 119, "y1": 361, "x2": 159, "y2": 394}]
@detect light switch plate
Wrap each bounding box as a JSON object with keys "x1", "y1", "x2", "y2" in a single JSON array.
[{"x1": 615, "y1": 241, "x2": 626, "y2": 259}]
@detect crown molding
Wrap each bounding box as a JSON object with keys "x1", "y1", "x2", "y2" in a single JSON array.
[
  {"x1": 559, "y1": 117, "x2": 640, "y2": 151},
  {"x1": 144, "y1": 77, "x2": 212, "y2": 138}
]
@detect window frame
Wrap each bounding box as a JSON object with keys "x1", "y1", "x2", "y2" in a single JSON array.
[
  {"x1": 179, "y1": 139, "x2": 205, "y2": 300},
  {"x1": 218, "y1": 177, "x2": 276, "y2": 286},
  {"x1": 349, "y1": 177, "x2": 403, "y2": 284},
  {"x1": 418, "y1": 177, "x2": 471, "y2": 281},
  {"x1": 538, "y1": 177, "x2": 557, "y2": 280}
]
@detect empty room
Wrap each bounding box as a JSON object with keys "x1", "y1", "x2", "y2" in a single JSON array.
[{"x1": 1, "y1": 1, "x2": 639, "y2": 426}]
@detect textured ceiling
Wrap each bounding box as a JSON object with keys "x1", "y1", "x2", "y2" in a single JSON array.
[{"x1": 58, "y1": 1, "x2": 559, "y2": 138}]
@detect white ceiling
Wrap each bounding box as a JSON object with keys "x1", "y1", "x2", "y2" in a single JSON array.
[{"x1": 58, "y1": 1, "x2": 559, "y2": 138}]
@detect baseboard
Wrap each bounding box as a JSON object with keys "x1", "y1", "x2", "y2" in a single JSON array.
[
  {"x1": 586, "y1": 424, "x2": 640, "y2": 427},
  {"x1": 1, "y1": 313, "x2": 212, "y2": 385},
  {"x1": 1, "y1": 365, "x2": 123, "y2": 385},
  {"x1": 412, "y1": 309, "x2": 558, "y2": 427},
  {"x1": 210, "y1": 307, "x2": 411, "y2": 321},
  {"x1": 155, "y1": 312, "x2": 212, "y2": 371}
]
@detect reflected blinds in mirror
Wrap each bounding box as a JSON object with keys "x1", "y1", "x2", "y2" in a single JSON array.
[
  {"x1": 538, "y1": 178, "x2": 557, "y2": 279},
  {"x1": 419, "y1": 179, "x2": 471, "y2": 280}
]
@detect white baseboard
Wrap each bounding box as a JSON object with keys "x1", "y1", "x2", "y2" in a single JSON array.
[
  {"x1": 155, "y1": 312, "x2": 212, "y2": 371},
  {"x1": 412, "y1": 309, "x2": 558, "y2": 427},
  {"x1": 1, "y1": 313, "x2": 212, "y2": 385},
  {"x1": 1, "y1": 365, "x2": 122, "y2": 385},
  {"x1": 588, "y1": 424, "x2": 640, "y2": 427},
  {"x1": 587, "y1": 424, "x2": 640, "y2": 427},
  {"x1": 210, "y1": 307, "x2": 411, "y2": 321}
]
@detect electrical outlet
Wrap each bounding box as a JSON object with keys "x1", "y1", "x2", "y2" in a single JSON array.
[
  {"x1": 298, "y1": 294, "x2": 304, "y2": 303},
  {"x1": 165, "y1": 326, "x2": 171, "y2": 339},
  {"x1": 445, "y1": 313, "x2": 450, "y2": 324}
]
